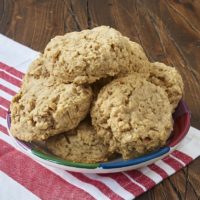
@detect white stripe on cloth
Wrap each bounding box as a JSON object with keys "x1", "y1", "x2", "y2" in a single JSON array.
[
  {"x1": 0, "y1": 34, "x2": 39, "y2": 71},
  {"x1": 0, "y1": 117, "x2": 7, "y2": 127},
  {"x1": 122, "y1": 172, "x2": 146, "y2": 191},
  {"x1": 1, "y1": 90, "x2": 13, "y2": 101},
  {"x1": 155, "y1": 160, "x2": 175, "y2": 176},
  {"x1": 85, "y1": 173, "x2": 134, "y2": 200},
  {"x1": 45, "y1": 168, "x2": 110, "y2": 200},
  {"x1": 0, "y1": 133, "x2": 110, "y2": 200},
  {"x1": 0, "y1": 105, "x2": 8, "y2": 112},
  {"x1": 0, "y1": 132, "x2": 17, "y2": 147},
  {"x1": 169, "y1": 154, "x2": 186, "y2": 166},
  {"x1": 139, "y1": 167, "x2": 162, "y2": 184},
  {"x1": 0, "y1": 132, "x2": 28, "y2": 156},
  {"x1": 178, "y1": 127, "x2": 200, "y2": 159},
  {"x1": 14, "y1": 58, "x2": 39, "y2": 73},
  {"x1": 0, "y1": 78, "x2": 20, "y2": 93},
  {"x1": 0, "y1": 171, "x2": 40, "y2": 200}
]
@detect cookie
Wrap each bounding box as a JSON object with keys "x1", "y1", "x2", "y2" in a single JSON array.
[
  {"x1": 91, "y1": 73, "x2": 173, "y2": 159},
  {"x1": 28, "y1": 26, "x2": 149, "y2": 84},
  {"x1": 148, "y1": 62, "x2": 184, "y2": 110},
  {"x1": 25, "y1": 56, "x2": 50, "y2": 80},
  {"x1": 46, "y1": 121, "x2": 111, "y2": 163},
  {"x1": 91, "y1": 40, "x2": 150, "y2": 96},
  {"x1": 118, "y1": 41, "x2": 150, "y2": 76},
  {"x1": 10, "y1": 77, "x2": 92, "y2": 141}
]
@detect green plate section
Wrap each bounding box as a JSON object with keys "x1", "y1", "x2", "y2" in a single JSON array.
[{"x1": 32, "y1": 149, "x2": 99, "y2": 169}]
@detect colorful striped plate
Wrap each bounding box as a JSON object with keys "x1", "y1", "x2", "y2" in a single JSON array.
[{"x1": 7, "y1": 100, "x2": 190, "y2": 173}]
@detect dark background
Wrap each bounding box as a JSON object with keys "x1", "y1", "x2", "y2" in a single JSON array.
[{"x1": 0, "y1": 0, "x2": 200, "y2": 199}]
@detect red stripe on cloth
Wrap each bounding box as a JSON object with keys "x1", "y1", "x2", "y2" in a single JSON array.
[
  {"x1": 171, "y1": 150, "x2": 193, "y2": 165},
  {"x1": 162, "y1": 156, "x2": 184, "y2": 171},
  {"x1": 126, "y1": 170, "x2": 156, "y2": 190},
  {"x1": 0, "y1": 84, "x2": 16, "y2": 96},
  {"x1": 0, "y1": 62, "x2": 24, "y2": 79},
  {"x1": 0, "y1": 140, "x2": 94, "y2": 200},
  {"x1": 100, "y1": 173, "x2": 144, "y2": 196},
  {"x1": 0, "y1": 107, "x2": 7, "y2": 118},
  {"x1": 0, "y1": 97, "x2": 10, "y2": 108},
  {"x1": 148, "y1": 164, "x2": 168, "y2": 179},
  {"x1": 0, "y1": 124, "x2": 8, "y2": 134},
  {"x1": 0, "y1": 71, "x2": 22, "y2": 87},
  {"x1": 70, "y1": 172, "x2": 122, "y2": 200}
]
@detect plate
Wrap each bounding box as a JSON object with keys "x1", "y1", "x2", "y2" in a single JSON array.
[{"x1": 7, "y1": 100, "x2": 190, "y2": 173}]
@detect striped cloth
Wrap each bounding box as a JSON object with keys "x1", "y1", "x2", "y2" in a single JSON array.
[{"x1": 1, "y1": 34, "x2": 200, "y2": 200}]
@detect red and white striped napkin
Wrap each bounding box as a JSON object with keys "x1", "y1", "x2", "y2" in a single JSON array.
[{"x1": 1, "y1": 34, "x2": 200, "y2": 200}]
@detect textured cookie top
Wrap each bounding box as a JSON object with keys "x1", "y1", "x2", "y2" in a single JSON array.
[
  {"x1": 43, "y1": 26, "x2": 127, "y2": 84},
  {"x1": 148, "y1": 62, "x2": 184, "y2": 110},
  {"x1": 25, "y1": 56, "x2": 50, "y2": 80},
  {"x1": 91, "y1": 73, "x2": 173, "y2": 159},
  {"x1": 26, "y1": 26, "x2": 149, "y2": 84},
  {"x1": 118, "y1": 41, "x2": 150, "y2": 76},
  {"x1": 46, "y1": 121, "x2": 111, "y2": 163},
  {"x1": 10, "y1": 77, "x2": 92, "y2": 141}
]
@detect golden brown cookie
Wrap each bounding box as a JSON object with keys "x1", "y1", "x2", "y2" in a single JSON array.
[
  {"x1": 148, "y1": 62, "x2": 184, "y2": 110},
  {"x1": 28, "y1": 26, "x2": 150, "y2": 84},
  {"x1": 43, "y1": 26, "x2": 129, "y2": 84},
  {"x1": 24, "y1": 56, "x2": 50, "y2": 80},
  {"x1": 46, "y1": 121, "x2": 111, "y2": 163},
  {"x1": 118, "y1": 41, "x2": 150, "y2": 76},
  {"x1": 10, "y1": 77, "x2": 92, "y2": 142},
  {"x1": 91, "y1": 73, "x2": 173, "y2": 159}
]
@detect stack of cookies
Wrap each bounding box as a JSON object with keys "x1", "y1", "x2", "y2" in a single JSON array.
[{"x1": 10, "y1": 26, "x2": 184, "y2": 163}]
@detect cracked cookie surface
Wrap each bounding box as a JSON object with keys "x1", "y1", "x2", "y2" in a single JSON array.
[
  {"x1": 118, "y1": 41, "x2": 150, "y2": 76},
  {"x1": 28, "y1": 26, "x2": 149, "y2": 84},
  {"x1": 91, "y1": 73, "x2": 173, "y2": 159},
  {"x1": 148, "y1": 62, "x2": 184, "y2": 110},
  {"x1": 46, "y1": 121, "x2": 111, "y2": 163},
  {"x1": 10, "y1": 77, "x2": 92, "y2": 141}
]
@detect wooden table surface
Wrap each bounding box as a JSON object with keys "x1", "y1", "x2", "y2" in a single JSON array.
[{"x1": 0, "y1": 0, "x2": 200, "y2": 199}]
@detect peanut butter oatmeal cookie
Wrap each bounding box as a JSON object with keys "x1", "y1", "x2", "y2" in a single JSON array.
[
  {"x1": 10, "y1": 77, "x2": 92, "y2": 141},
  {"x1": 29, "y1": 26, "x2": 149, "y2": 84},
  {"x1": 46, "y1": 121, "x2": 111, "y2": 163},
  {"x1": 91, "y1": 74, "x2": 173, "y2": 159},
  {"x1": 148, "y1": 62, "x2": 184, "y2": 110}
]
